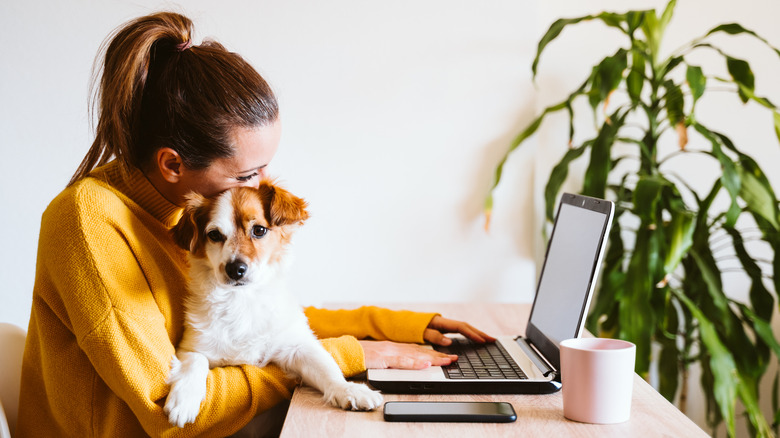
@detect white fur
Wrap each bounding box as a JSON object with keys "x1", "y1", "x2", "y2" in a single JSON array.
[{"x1": 164, "y1": 190, "x2": 382, "y2": 427}]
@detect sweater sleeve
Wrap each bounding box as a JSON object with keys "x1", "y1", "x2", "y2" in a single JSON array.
[
  {"x1": 318, "y1": 335, "x2": 366, "y2": 378},
  {"x1": 40, "y1": 189, "x2": 296, "y2": 438},
  {"x1": 80, "y1": 310, "x2": 295, "y2": 438},
  {"x1": 305, "y1": 306, "x2": 438, "y2": 344}
]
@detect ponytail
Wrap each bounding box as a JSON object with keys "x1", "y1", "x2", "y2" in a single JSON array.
[{"x1": 69, "y1": 12, "x2": 278, "y2": 186}]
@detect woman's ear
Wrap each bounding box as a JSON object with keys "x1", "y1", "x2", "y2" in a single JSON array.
[{"x1": 156, "y1": 148, "x2": 185, "y2": 183}]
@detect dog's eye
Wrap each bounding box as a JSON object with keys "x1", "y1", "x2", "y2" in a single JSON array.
[
  {"x1": 207, "y1": 230, "x2": 225, "y2": 242},
  {"x1": 252, "y1": 225, "x2": 268, "y2": 239}
]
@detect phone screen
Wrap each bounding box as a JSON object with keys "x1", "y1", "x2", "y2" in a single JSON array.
[{"x1": 383, "y1": 401, "x2": 516, "y2": 423}]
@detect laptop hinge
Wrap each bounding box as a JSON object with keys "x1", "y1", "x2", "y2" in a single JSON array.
[{"x1": 515, "y1": 337, "x2": 558, "y2": 378}]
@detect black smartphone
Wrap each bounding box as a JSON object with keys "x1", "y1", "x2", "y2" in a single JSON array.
[{"x1": 383, "y1": 401, "x2": 517, "y2": 423}]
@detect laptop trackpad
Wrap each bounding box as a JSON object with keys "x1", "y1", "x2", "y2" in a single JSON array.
[{"x1": 368, "y1": 366, "x2": 445, "y2": 382}]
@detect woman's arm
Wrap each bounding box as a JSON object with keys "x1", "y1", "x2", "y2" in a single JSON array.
[
  {"x1": 305, "y1": 307, "x2": 496, "y2": 371},
  {"x1": 304, "y1": 306, "x2": 438, "y2": 343},
  {"x1": 77, "y1": 306, "x2": 295, "y2": 437},
  {"x1": 34, "y1": 191, "x2": 297, "y2": 437}
]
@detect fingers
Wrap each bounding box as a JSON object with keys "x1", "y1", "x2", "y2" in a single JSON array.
[
  {"x1": 386, "y1": 356, "x2": 431, "y2": 370},
  {"x1": 360, "y1": 341, "x2": 458, "y2": 370},
  {"x1": 383, "y1": 344, "x2": 457, "y2": 369},
  {"x1": 458, "y1": 324, "x2": 496, "y2": 344},
  {"x1": 423, "y1": 328, "x2": 452, "y2": 346},
  {"x1": 386, "y1": 352, "x2": 456, "y2": 370},
  {"x1": 427, "y1": 316, "x2": 497, "y2": 344}
]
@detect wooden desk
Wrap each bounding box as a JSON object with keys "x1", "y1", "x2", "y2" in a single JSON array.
[{"x1": 280, "y1": 303, "x2": 707, "y2": 437}]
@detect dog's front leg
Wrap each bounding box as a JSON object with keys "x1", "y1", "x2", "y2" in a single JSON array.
[
  {"x1": 164, "y1": 350, "x2": 210, "y2": 427},
  {"x1": 279, "y1": 340, "x2": 383, "y2": 411}
]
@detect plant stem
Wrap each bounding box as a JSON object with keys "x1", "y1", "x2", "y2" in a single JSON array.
[{"x1": 644, "y1": 71, "x2": 662, "y2": 174}]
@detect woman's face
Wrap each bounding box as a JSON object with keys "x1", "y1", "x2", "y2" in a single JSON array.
[{"x1": 178, "y1": 120, "x2": 282, "y2": 199}]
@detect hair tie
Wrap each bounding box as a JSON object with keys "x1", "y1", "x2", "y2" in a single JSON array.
[{"x1": 176, "y1": 39, "x2": 192, "y2": 52}]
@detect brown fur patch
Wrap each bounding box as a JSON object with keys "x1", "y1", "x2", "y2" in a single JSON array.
[
  {"x1": 256, "y1": 179, "x2": 310, "y2": 227},
  {"x1": 171, "y1": 192, "x2": 213, "y2": 256}
]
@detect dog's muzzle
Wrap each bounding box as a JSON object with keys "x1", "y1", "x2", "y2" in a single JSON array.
[{"x1": 225, "y1": 260, "x2": 248, "y2": 283}]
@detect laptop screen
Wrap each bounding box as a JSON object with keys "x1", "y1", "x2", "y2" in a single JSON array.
[{"x1": 525, "y1": 193, "x2": 614, "y2": 371}]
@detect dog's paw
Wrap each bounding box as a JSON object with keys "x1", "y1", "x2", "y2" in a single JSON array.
[
  {"x1": 326, "y1": 382, "x2": 383, "y2": 411},
  {"x1": 164, "y1": 387, "x2": 204, "y2": 428},
  {"x1": 164, "y1": 355, "x2": 208, "y2": 427}
]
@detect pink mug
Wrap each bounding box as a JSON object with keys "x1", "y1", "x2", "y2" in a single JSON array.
[{"x1": 560, "y1": 338, "x2": 636, "y2": 424}]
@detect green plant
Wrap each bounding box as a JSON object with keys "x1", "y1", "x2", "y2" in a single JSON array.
[{"x1": 485, "y1": 1, "x2": 780, "y2": 436}]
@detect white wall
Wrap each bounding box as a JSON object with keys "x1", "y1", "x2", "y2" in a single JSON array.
[
  {"x1": 2, "y1": 1, "x2": 779, "y2": 436},
  {"x1": 0, "y1": 0, "x2": 541, "y2": 328}
]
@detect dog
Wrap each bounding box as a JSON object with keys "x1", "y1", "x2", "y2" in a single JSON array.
[{"x1": 163, "y1": 181, "x2": 383, "y2": 427}]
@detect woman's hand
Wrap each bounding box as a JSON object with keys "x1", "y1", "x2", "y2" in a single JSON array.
[
  {"x1": 359, "y1": 316, "x2": 496, "y2": 370},
  {"x1": 423, "y1": 315, "x2": 496, "y2": 346},
  {"x1": 359, "y1": 340, "x2": 458, "y2": 369}
]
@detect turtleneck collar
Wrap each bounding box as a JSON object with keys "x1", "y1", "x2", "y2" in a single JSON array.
[{"x1": 89, "y1": 160, "x2": 183, "y2": 228}]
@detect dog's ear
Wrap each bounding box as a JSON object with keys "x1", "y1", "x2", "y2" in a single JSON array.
[
  {"x1": 258, "y1": 180, "x2": 310, "y2": 227},
  {"x1": 171, "y1": 192, "x2": 207, "y2": 252}
]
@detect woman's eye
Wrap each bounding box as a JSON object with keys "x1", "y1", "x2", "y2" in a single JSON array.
[
  {"x1": 236, "y1": 172, "x2": 258, "y2": 182},
  {"x1": 207, "y1": 230, "x2": 224, "y2": 242},
  {"x1": 252, "y1": 225, "x2": 268, "y2": 239}
]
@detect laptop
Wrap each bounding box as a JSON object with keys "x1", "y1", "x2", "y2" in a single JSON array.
[{"x1": 367, "y1": 192, "x2": 614, "y2": 394}]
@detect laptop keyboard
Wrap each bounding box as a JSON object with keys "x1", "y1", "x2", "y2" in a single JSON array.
[{"x1": 433, "y1": 337, "x2": 527, "y2": 380}]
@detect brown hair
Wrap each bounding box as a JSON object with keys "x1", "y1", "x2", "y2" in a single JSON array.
[{"x1": 69, "y1": 12, "x2": 278, "y2": 186}]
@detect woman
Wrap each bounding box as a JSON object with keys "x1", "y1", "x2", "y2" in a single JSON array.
[{"x1": 18, "y1": 12, "x2": 493, "y2": 438}]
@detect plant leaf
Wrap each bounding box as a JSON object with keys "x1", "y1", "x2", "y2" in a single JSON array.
[
  {"x1": 738, "y1": 375, "x2": 773, "y2": 437},
  {"x1": 620, "y1": 225, "x2": 658, "y2": 375},
  {"x1": 711, "y1": 131, "x2": 780, "y2": 230},
  {"x1": 726, "y1": 57, "x2": 755, "y2": 103},
  {"x1": 533, "y1": 13, "x2": 638, "y2": 78},
  {"x1": 739, "y1": 160, "x2": 780, "y2": 230},
  {"x1": 583, "y1": 109, "x2": 626, "y2": 198},
  {"x1": 658, "y1": 295, "x2": 680, "y2": 401},
  {"x1": 691, "y1": 242, "x2": 764, "y2": 388},
  {"x1": 627, "y1": 50, "x2": 645, "y2": 103},
  {"x1": 689, "y1": 248, "x2": 730, "y2": 323},
  {"x1": 485, "y1": 99, "x2": 570, "y2": 216},
  {"x1": 625, "y1": 11, "x2": 646, "y2": 36},
  {"x1": 659, "y1": 0, "x2": 677, "y2": 36},
  {"x1": 660, "y1": 55, "x2": 684, "y2": 78},
  {"x1": 641, "y1": 8, "x2": 661, "y2": 60},
  {"x1": 673, "y1": 289, "x2": 738, "y2": 438},
  {"x1": 714, "y1": 75, "x2": 780, "y2": 144},
  {"x1": 693, "y1": 123, "x2": 742, "y2": 227},
  {"x1": 663, "y1": 79, "x2": 685, "y2": 125},
  {"x1": 775, "y1": 111, "x2": 780, "y2": 144},
  {"x1": 706, "y1": 23, "x2": 780, "y2": 59},
  {"x1": 724, "y1": 227, "x2": 775, "y2": 322},
  {"x1": 739, "y1": 304, "x2": 780, "y2": 359},
  {"x1": 686, "y1": 64, "x2": 706, "y2": 104},
  {"x1": 664, "y1": 209, "x2": 695, "y2": 275},
  {"x1": 588, "y1": 49, "x2": 628, "y2": 111},
  {"x1": 633, "y1": 176, "x2": 666, "y2": 223},
  {"x1": 544, "y1": 144, "x2": 588, "y2": 222},
  {"x1": 587, "y1": 209, "x2": 626, "y2": 333}
]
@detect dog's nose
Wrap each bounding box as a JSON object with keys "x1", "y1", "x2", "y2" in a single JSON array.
[{"x1": 225, "y1": 260, "x2": 248, "y2": 281}]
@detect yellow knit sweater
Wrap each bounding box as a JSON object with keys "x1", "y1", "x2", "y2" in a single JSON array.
[{"x1": 18, "y1": 161, "x2": 436, "y2": 438}]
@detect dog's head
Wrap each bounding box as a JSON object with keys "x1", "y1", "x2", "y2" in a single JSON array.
[{"x1": 171, "y1": 180, "x2": 309, "y2": 287}]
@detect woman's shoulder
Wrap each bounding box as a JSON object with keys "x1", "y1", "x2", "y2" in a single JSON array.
[
  {"x1": 43, "y1": 173, "x2": 125, "y2": 229},
  {"x1": 46, "y1": 161, "x2": 182, "y2": 233}
]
